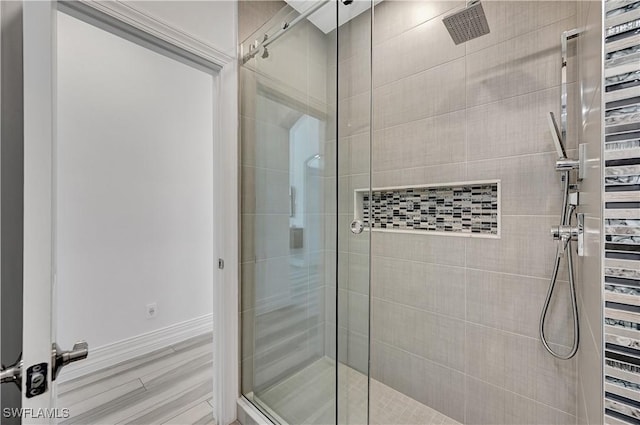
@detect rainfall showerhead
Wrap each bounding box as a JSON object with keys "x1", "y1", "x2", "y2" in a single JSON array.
[{"x1": 442, "y1": 0, "x2": 490, "y2": 45}]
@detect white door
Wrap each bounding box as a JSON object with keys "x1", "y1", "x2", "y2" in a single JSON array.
[
  {"x1": 21, "y1": 2, "x2": 219, "y2": 423},
  {"x1": 22, "y1": 1, "x2": 58, "y2": 418}
]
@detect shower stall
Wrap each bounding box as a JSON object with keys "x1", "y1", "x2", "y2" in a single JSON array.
[{"x1": 239, "y1": 1, "x2": 606, "y2": 424}]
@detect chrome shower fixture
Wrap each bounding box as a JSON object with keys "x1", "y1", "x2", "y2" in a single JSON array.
[
  {"x1": 539, "y1": 111, "x2": 582, "y2": 360},
  {"x1": 547, "y1": 111, "x2": 566, "y2": 158},
  {"x1": 548, "y1": 112, "x2": 580, "y2": 172},
  {"x1": 442, "y1": 0, "x2": 490, "y2": 45}
]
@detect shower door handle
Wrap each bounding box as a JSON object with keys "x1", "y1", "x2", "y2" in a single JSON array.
[{"x1": 350, "y1": 220, "x2": 364, "y2": 235}]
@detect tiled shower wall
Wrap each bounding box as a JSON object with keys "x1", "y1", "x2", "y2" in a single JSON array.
[
  {"x1": 575, "y1": 1, "x2": 604, "y2": 424},
  {"x1": 601, "y1": 1, "x2": 640, "y2": 423},
  {"x1": 335, "y1": 1, "x2": 587, "y2": 423}
]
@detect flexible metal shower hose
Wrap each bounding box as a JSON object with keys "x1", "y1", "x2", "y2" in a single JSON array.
[{"x1": 539, "y1": 171, "x2": 580, "y2": 360}]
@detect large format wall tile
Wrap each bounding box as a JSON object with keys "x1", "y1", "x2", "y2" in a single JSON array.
[
  {"x1": 371, "y1": 340, "x2": 466, "y2": 423},
  {"x1": 371, "y1": 298, "x2": 465, "y2": 371},
  {"x1": 465, "y1": 85, "x2": 578, "y2": 161},
  {"x1": 372, "y1": 162, "x2": 467, "y2": 188},
  {"x1": 465, "y1": 1, "x2": 576, "y2": 53},
  {"x1": 465, "y1": 376, "x2": 576, "y2": 425},
  {"x1": 372, "y1": 256, "x2": 466, "y2": 319},
  {"x1": 466, "y1": 269, "x2": 572, "y2": 346},
  {"x1": 372, "y1": 13, "x2": 465, "y2": 88},
  {"x1": 466, "y1": 17, "x2": 577, "y2": 107},
  {"x1": 465, "y1": 215, "x2": 562, "y2": 279},
  {"x1": 464, "y1": 323, "x2": 577, "y2": 417},
  {"x1": 372, "y1": 0, "x2": 462, "y2": 46},
  {"x1": 577, "y1": 317, "x2": 602, "y2": 425},
  {"x1": 338, "y1": 92, "x2": 371, "y2": 138},
  {"x1": 466, "y1": 151, "x2": 565, "y2": 215},
  {"x1": 373, "y1": 110, "x2": 466, "y2": 172},
  {"x1": 338, "y1": 51, "x2": 371, "y2": 101},
  {"x1": 371, "y1": 230, "x2": 466, "y2": 267},
  {"x1": 373, "y1": 58, "x2": 466, "y2": 130}
]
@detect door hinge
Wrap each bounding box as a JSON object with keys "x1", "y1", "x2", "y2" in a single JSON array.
[{"x1": 218, "y1": 258, "x2": 224, "y2": 270}]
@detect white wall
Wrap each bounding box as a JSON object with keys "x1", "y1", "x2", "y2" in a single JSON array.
[{"x1": 56, "y1": 11, "x2": 215, "y2": 349}]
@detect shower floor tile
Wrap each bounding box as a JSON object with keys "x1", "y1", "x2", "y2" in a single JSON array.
[{"x1": 252, "y1": 357, "x2": 461, "y2": 425}]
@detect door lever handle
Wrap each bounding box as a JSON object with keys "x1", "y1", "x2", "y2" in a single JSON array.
[
  {"x1": 1, "y1": 353, "x2": 22, "y2": 390},
  {"x1": 52, "y1": 341, "x2": 89, "y2": 381}
]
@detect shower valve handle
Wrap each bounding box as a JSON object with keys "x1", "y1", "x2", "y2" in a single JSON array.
[
  {"x1": 550, "y1": 214, "x2": 584, "y2": 256},
  {"x1": 555, "y1": 158, "x2": 580, "y2": 172},
  {"x1": 550, "y1": 225, "x2": 579, "y2": 241}
]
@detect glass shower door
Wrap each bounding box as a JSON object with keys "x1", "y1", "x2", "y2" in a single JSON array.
[
  {"x1": 240, "y1": 2, "x2": 341, "y2": 424},
  {"x1": 335, "y1": 2, "x2": 373, "y2": 425},
  {"x1": 239, "y1": 1, "x2": 374, "y2": 424}
]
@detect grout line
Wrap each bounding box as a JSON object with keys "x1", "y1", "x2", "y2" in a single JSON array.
[
  {"x1": 368, "y1": 252, "x2": 565, "y2": 282},
  {"x1": 361, "y1": 14, "x2": 579, "y2": 95},
  {"x1": 372, "y1": 338, "x2": 577, "y2": 418},
  {"x1": 368, "y1": 295, "x2": 572, "y2": 345}
]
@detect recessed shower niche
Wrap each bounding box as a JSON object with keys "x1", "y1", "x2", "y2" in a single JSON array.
[{"x1": 354, "y1": 180, "x2": 501, "y2": 237}]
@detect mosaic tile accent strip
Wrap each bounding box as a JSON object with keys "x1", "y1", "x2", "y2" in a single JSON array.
[
  {"x1": 359, "y1": 182, "x2": 499, "y2": 236},
  {"x1": 604, "y1": 4, "x2": 640, "y2": 424}
]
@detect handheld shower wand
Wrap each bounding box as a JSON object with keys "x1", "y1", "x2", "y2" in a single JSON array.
[
  {"x1": 547, "y1": 111, "x2": 566, "y2": 159},
  {"x1": 539, "y1": 112, "x2": 581, "y2": 360}
]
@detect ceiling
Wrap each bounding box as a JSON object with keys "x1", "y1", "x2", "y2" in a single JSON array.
[{"x1": 284, "y1": 0, "x2": 383, "y2": 34}]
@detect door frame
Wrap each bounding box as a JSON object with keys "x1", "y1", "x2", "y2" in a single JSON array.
[{"x1": 22, "y1": 1, "x2": 239, "y2": 423}]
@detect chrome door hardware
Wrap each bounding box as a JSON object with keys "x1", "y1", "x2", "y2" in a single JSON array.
[
  {"x1": 52, "y1": 341, "x2": 89, "y2": 381},
  {"x1": 350, "y1": 219, "x2": 364, "y2": 235},
  {"x1": 1, "y1": 354, "x2": 22, "y2": 389},
  {"x1": 26, "y1": 363, "x2": 48, "y2": 398}
]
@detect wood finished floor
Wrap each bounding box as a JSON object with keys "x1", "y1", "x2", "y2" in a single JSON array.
[{"x1": 57, "y1": 333, "x2": 215, "y2": 425}]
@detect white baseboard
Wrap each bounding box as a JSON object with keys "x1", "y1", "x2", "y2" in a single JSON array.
[{"x1": 58, "y1": 313, "x2": 213, "y2": 383}]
